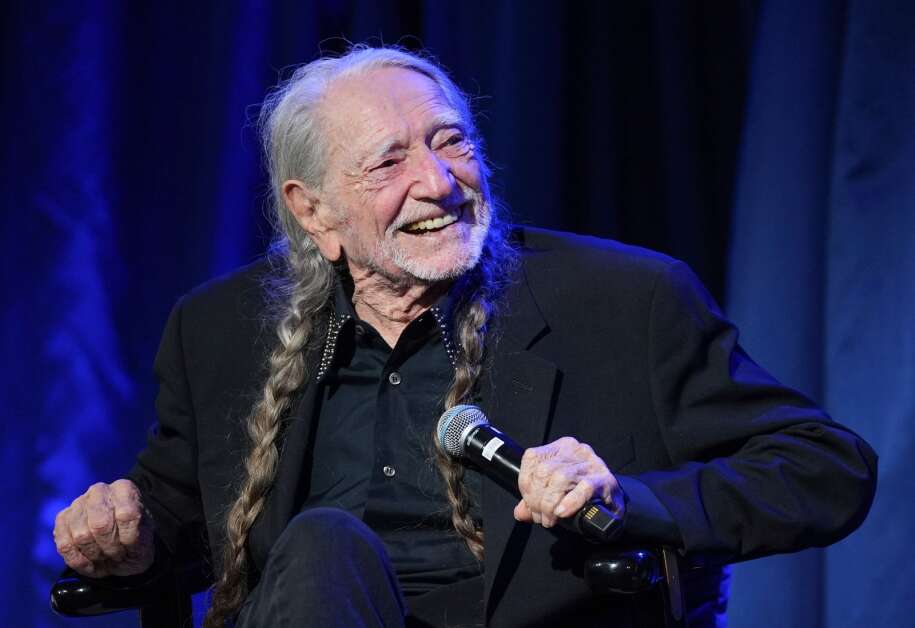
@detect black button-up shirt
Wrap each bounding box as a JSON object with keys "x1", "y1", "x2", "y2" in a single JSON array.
[{"x1": 302, "y1": 278, "x2": 484, "y2": 596}]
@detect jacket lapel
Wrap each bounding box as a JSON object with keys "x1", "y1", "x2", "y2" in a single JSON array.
[{"x1": 479, "y1": 268, "x2": 559, "y2": 619}]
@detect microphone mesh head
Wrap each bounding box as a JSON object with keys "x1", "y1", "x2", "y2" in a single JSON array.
[{"x1": 437, "y1": 404, "x2": 488, "y2": 457}]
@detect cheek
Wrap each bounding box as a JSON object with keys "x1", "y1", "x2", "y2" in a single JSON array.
[
  {"x1": 450, "y1": 157, "x2": 483, "y2": 190},
  {"x1": 359, "y1": 187, "x2": 408, "y2": 231}
]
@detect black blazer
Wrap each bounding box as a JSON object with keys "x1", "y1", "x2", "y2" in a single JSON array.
[{"x1": 130, "y1": 227, "x2": 876, "y2": 627}]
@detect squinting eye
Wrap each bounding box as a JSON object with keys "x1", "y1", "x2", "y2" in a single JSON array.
[
  {"x1": 372, "y1": 159, "x2": 398, "y2": 171},
  {"x1": 442, "y1": 134, "x2": 465, "y2": 147}
]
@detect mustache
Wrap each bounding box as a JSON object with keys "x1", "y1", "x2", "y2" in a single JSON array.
[{"x1": 387, "y1": 188, "x2": 482, "y2": 234}]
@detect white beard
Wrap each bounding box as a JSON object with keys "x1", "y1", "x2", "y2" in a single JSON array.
[{"x1": 339, "y1": 187, "x2": 491, "y2": 287}]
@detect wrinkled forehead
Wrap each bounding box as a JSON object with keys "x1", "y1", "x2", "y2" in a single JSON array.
[{"x1": 319, "y1": 67, "x2": 465, "y2": 163}]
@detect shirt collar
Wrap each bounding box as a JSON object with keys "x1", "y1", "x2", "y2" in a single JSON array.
[{"x1": 315, "y1": 273, "x2": 460, "y2": 382}]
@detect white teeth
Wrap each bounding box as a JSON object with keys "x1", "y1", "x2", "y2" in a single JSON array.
[{"x1": 403, "y1": 212, "x2": 458, "y2": 233}]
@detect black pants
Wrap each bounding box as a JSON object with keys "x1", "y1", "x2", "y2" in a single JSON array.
[{"x1": 236, "y1": 508, "x2": 484, "y2": 628}]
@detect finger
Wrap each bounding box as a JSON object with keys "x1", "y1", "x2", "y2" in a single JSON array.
[
  {"x1": 67, "y1": 498, "x2": 104, "y2": 563},
  {"x1": 529, "y1": 504, "x2": 542, "y2": 526},
  {"x1": 85, "y1": 483, "x2": 125, "y2": 562},
  {"x1": 572, "y1": 442, "x2": 596, "y2": 464},
  {"x1": 537, "y1": 462, "x2": 589, "y2": 527},
  {"x1": 513, "y1": 500, "x2": 532, "y2": 522},
  {"x1": 523, "y1": 466, "x2": 558, "y2": 526},
  {"x1": 554, "y1": 477, "x2": 599, "y2": 518},
  {"x1": 54, "y1": 510, "x2": 94, "y2": 575},
  {"x1": 110, "y1": 479, "x2": 143, "y2": 548},
  {"x1": 517, "y1": 447, "x2": 540, "y2": 495}
]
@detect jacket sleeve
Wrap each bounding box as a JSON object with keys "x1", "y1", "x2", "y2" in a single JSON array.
[
  {"x1": 632, "y1": 261, "x2": 877, "y2": 562},
  {"x1": 127, "y1": 297, "x2": 209, "y2": 569}
]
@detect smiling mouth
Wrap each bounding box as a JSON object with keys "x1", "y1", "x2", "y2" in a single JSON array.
[{"x1": 400, "y1": 204, "x2": 466, "y2": 235}]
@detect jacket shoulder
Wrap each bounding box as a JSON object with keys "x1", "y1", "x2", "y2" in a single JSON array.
[
  {"x1": 514, "y1": 226, "x2": 681, "y2": 306},
  {"x1": 167, "y1": 257, "x2": 277, "y2": 369},
  {"x1": 181, "y1": 257, "x2": 273, "y2": 311},
  {"x1": 175, "y1": 257, "x2": 276, "y2": 329},
  {"x1": 518, "y1": 226, "x2": 676, "y2": 271}
]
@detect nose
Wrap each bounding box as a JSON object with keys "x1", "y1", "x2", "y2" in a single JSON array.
[{"x1": 410, "y1": 147, "x2": 456, "y2": 201}]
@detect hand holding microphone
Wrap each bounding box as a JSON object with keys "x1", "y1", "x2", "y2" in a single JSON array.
[{"x1": 437, "y1": 405, "x2": 627, "y2": 543}]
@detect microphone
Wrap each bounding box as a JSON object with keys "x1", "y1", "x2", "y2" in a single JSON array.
[{"x1": 437, "y1": 404, "x2": 625, "y2": 544}]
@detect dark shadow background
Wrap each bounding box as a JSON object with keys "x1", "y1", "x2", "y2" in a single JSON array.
[{"x1": 2, "y1": 1, "x2": 912, "y2": 626}]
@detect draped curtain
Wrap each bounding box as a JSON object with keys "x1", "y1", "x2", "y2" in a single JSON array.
[
  {"x1": 727, "y1": 1, "x2": 915, "y2": 626},
  {"x1": 2, "y1": 1, "x2": 910, "y2": 626}
]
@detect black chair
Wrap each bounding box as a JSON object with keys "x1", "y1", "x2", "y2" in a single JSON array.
[
  {"x1": 51, "y1": 558, "x2": 211, "y2": 628},
  {"x1": 50, "y1": 547, "x2": 685, "y2": 627}
]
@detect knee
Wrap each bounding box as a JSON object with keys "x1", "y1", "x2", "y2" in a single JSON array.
[{"x1": 272, "y1": 508, "x2": 381, "y2": 559}]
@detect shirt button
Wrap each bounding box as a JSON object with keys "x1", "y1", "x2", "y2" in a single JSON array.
[
  {"x1": 388, "y1": 371, "x2": 402, "y2": 385},
  {"x1": 354, "y1": 324, "x2": 365, "y2": 336},
  {"x1": 382, "y1": 465, "x2": 396, "y2": 477}
]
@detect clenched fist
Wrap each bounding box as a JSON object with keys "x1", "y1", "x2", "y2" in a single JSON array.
[
  {"x1": 514, "y1": 436, "x2": 626, "y2": 529},
  {"x1": 53, "y1": 479, "x2": 155, "y2": 578}
]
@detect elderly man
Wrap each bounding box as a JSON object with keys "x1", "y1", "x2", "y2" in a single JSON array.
[{"x1": 53, "y1": 46, "x2": 876, "y2": 628}]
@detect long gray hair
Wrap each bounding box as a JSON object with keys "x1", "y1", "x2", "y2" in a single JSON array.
[{"x1": 204, "y1": 45, "x2": 516, "y2": 627}]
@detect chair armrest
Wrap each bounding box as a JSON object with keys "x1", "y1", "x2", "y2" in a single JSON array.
[
  {"x1": 584, "y1": 548, "x2": 662, "y2": 595},
  {"x1": 50, "y1": 560, "x2": 212, "y2": 620},
  {"x1": 51, "y1": 568, "x2": 172, "y2": 617},
  {"x1": 586, "y1": 547, "x2": 690, "y2": 628}
]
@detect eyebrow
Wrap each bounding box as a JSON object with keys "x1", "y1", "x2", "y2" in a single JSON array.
[
  {"x1": 426, "y1": 111, "x2": 465, "y2": 136},
  {"x1": 356, "y1": 111, "x2": 467, "y2": 170}
]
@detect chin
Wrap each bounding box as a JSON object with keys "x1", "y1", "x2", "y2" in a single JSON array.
[
  {"x1": 401, "y1": 254, "x2": 480, "y2": 282},
  {"x1": 357, "y1": 200, "x2": 491, "y2": 285},
  {"x1": 394, "y1": 236, "x2": 487, "y2": 283}
]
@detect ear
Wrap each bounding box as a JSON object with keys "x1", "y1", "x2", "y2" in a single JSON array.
[{"x1": 282, "y1": 179, "x2": 343, "y2": 261}]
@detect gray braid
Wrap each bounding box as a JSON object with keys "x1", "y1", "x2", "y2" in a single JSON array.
[
  {"x1": 435, "y1": 215, "x2": 518, "y2": 560},
  {"x1": 203, "y1": 244, "x2": 333, "y2": 628}
]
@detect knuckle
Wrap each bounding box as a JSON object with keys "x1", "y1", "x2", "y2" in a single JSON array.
[
  {"x1": 575, "y1": 475, "x2": 594, "y2": 491},
  {"x1": 533, "y1": 462, "x2": 553, "y2": 480},
  {"x1": 557, "y1": 436, "x2": 579, "y2": 448},
  {"x1": 71, "y1": 530, "x2": 93, "y2": 546},
  {"x1": 576, "y1": 443, "x2": 594, "y2": 458},
  {"x1": 87, "y1": 482, "x2": 109, "y2": 497},
  {"x1": 579, "y1": 477, "x2": 599, "y2": 497},
  {"x1": 541, "y1": 493, "x2": 560, "y2": 510},
  {"x1": 548, "y1": 470, "x2": 574, "y2": 492},
  {"x1": 87, "y1": 502, "x2": 114, "y2": 522},
  {"x1": 115, "y1": 507, "x2": 141, "y2": 525},
  {"x1": 111, "y1": 478, "x2": 140, "y2": 499},
  {"x1": 88, "y1": 519, "x2": 113, "y2": 535},
  {"x1": 56, "y1": 541, "x2": 74, "y2": 555},
  {"x1": 555, "y1": 465, "x2": 576, "y2": 483}
]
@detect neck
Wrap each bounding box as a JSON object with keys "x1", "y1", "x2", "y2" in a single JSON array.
[{"x1": 349, "y1": 267, "x2": 450, "y2": 348}]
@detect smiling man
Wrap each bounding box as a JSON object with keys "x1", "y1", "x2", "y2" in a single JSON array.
[
  {"x1": 53, "y1": 46, "x2": 876, "y2": 628},
  {"x1": 282, "y1": 65, "x2": 493, "y2": 348}
]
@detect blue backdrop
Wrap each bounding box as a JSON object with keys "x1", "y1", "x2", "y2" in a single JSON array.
[
  {"x1": 727, "y1": 1, "x2": 915, "y2": 626},
  {"x1": 2, "y1": 1, "x2": 911, "y2": 626}
]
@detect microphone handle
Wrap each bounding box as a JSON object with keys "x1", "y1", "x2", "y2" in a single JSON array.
[
  {"x1": 464, "y1": 424, "x2": 624, "y2": 544},
  {"x1": 464, "y1": 424, "x2": 524, "y2": 492}
]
